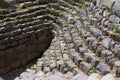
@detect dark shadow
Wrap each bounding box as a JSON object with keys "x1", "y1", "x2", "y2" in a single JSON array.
[{"x1": 0, "y1": 59, "x2": 37, "y2": 80}]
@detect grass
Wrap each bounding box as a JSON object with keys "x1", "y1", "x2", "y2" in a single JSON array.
[
  {"x1": 99, "y1": 46, "x2": 106, "y2": 51},
  {"x1": 90, "y1": 67, "x2": 97, "y2": 73}
]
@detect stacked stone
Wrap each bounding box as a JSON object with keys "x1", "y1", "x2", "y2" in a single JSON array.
[
  {"x1": 0, "y1": 0, "x2": 54, "y2": 74},
  {"x1": 1, "y1": 0, "x2": 120, "y2": 80}
]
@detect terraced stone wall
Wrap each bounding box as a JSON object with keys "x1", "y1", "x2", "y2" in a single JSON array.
[
  {"x1": 0, "y1": 0, "x2": 120, "y2": 78},
  {"x1": 0, "y1": 0, "x2": 54, "y2": 74}
]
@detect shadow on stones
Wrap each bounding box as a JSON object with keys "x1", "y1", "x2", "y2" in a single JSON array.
[{"x1": 0, "y1": 59, "x2": 37, "y2": 80}]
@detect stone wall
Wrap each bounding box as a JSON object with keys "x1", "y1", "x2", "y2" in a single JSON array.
[
  {"x1": 93, "y1": 0, "x2": 120, "y2": 17},
  {"x1": 0, "y1": 0, "x2": 120, "y2": 78},
  {"x1": 0, "y1": 0, "x2": 54, "y2": 74}
]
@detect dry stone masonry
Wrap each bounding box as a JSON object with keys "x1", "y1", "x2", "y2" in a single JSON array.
[
  {"x1": 0, "y1": 0, "x2": 54, "y2": 74},
  {"x1": 0, "y1": 0, "x2": 120, "y2": 80}
]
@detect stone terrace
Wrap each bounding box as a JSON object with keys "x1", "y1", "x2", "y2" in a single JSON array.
[{"x1": 0, "y1": 0, "x2": 120, "y2": 80}]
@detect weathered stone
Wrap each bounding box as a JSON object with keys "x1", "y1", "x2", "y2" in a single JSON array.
[
  {"x1": 109, "y1": 15, "x2": 116, "y2": 23},
  {"x1": 67, "y1": 15, "x2": 75, "y2": 24},
  {"x1": 79, "y1": 10, "x2": 86, "y2": 20},
  {"x1": 73, "y1": 55, "x2": 83, "y2": 66},
  {"x1": 84, "y1": 53, "x2": 100, "y2": 67},
  {"x1": 69, "y1": 49, "x2": 76, "y2": 59},
  {"x1": 65, "y1": 61, "x2": 76, "y2": 71},
  {"x1": 79, "y1": 47, "x2": 86, "y2": 55},
  {"x1": 35, "y1": 71, "x2": 45, "y2": 77},
  {"x1": 96, "y1": 62, "x2": 111, "y2": 74},
  {"x1": 113, "y1": 44, "x2": 120, "y2": 56},
  {"x1": 20, "y1": 72, "x2": 36, "y2": 80},
  {"x1": 114, "y1": 61, "x2": 120, "y2": 77},
  {"x1": 63, "y1": 54, "x2": 69, "y2": 61},
  {"x1": 101, "y1": 50, "x2": 113, "y2": 62},
  {"x1": 44, "y1": 67, "x2": 50, "y2": 73},
  {"x1": 113, "y1": 1, "x2": 120, "y2": 18},
  {"x1": 80, "y1": 62, "x2": 91, "y2": 74},
  {"x1": 101, "y1": 38, "x2": 111, "y2": 49},
  {"x1": 46, "y1": 71, "x2": 64, "y2": 80},
  {"x1": 86, "y1": 37, "x2": 95, "y2": 50},
  {"x1": 87, "y1": 73, "x2": 101, "y2": 80},
  {"x1": 101, "y1": 74, "x2": 115, "y2": 80},
  {"x1": 72, "y1": 72, "x2": 88, "y2": 80},
  {"x1": 64, "y1": 72, "x2": 73, "y2": 79}
]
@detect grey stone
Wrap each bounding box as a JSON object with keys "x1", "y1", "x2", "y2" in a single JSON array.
[
  {"x1": 96, "y1": 0, "x2": 101, "y2": 7},
  {"x1": 64, "y1": 72, "x2": 73, "y2": 79},
  {"x1": 113, "y1": 44, "x2": 120, "y2": 56},
  {"x1": 117, "y1": 26, "x2": 120, "y2": 33},
  {"x1": 86, "y1": 37, "x2": 95, "y2": 50},
  {"x1": 114, "y1": 61, "x2": 120, "y2": 76},
  {"x1": 96, "y1": 62, "x2": 111, "y2": 74},
  {"x1": 102, "y1": 0, "x2": 115, "y2": 9},
  {"x1": 101, "y1": 74, "x2": 115, "y2": 80},
  {"x1": 0, "y1": 78, "x2": 4, "y2": 80},
  {"x1": 87, "y1": 73, "x2": 101, "y2": 80},
  {"x1": 109, "y1": 15, "x2": 116, "y2": 22},
  {"x1": 115, "y1": 17, "x2": 120, "y2": 24},
  {"x1": 59, "y1": 64, "x2": 65, "y2": 73},
  {"x1": 108, "y1": 22, "x2": 115, "y2": 30},
  {"x1": 102, "y1": 38, "x2": 111, "y2": 49},
  {"x1": 84, "y1": 53, "x2": 100, "y2": 67},
  {"x1": 73, "y1": 55, "x2": 83, "y2": 66},
  {"x1": 91, "y1": 41, "x2": 99, "y2": 52},
  {"x1": 80, "y1": 62, "x2": 91, "y2": 74},
  {"x1": 103, "y1": 10, "x2": 110, "y2": 18},
  {"x1": 84, "y1": 21, "x2": 91, "y2": 31},
  {"x1": 91, "y1": 28, "x2": 102, "y2": 38},
  {"x1": 101, "y1": 50, "x2": 113, "y2": 62},
  {"x1": 90, "y1": 18, "x2": 97, "y2": 25},
  {"x1": 46, "y1": 71, "x2": 64, "y2": 80},
  {"x1": 67, "y1": 15, "x2": 75, "y2": 24},
  {"x1": 69, "y1": 49, "x2": 76, "y2": 59},
  {"x1": 72, "y1": 72, "x2": 88, "y2": 80},
  {"x1": 63, "y1": 54, "x2": 69, "y2": 61},
  {"x1": 50, "y1": 61, "x2": 56, "y2": 69},
  {"x1": 79, "y1": 10, "x2": 86, "y2": 20},
  {"x1": 20, "y1": 72, "x2": 35, "y2": 80},
  {"x1": 79, "y1": 47, "x2": 86, "y2": 55},
  {"x1": 101, "y1": 18, "x2": 106, "y2": 25},
  {"x1": 65, "y1": 61, "x2": 76, "y2": 70},
  {"x1": 44, "y1": 67, "x2": 50, "y2": 73},
  {"x1": 113, "y1": 1, "x2": 120, "y2": 18},
  {"x1": 35, "y1": 71, "x2": 45, "y2": 77}
]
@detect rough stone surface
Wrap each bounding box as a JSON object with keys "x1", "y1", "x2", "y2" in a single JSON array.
[{"x1": 0, "y1": 0, "x2": 120, "y2": 80}]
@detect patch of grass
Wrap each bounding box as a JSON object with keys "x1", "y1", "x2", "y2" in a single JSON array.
[
  {"x1": 99, "y1": 47, "x2": 106, "y2": 51},
  {"x1": 90, "y1": 67, "x2": 97, "y2": 73},
  {"x1": 56, "y1": 10, "x2": 64, "y2": 14}
]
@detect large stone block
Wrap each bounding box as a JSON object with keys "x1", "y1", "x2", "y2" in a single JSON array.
[{"x1": 113, "y1": 1, "x2": 120, "y2": 18}]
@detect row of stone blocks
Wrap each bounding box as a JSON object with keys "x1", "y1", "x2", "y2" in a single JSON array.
[
  {"x1": 0, "y1": 0, "x2": 56, "y2": 74},
  {"x1": 47, "y1": 0, "x2": 120, "y2": 77},
  {"x1": 0, "y1": 27, "x2": 54, "y2": 74}
]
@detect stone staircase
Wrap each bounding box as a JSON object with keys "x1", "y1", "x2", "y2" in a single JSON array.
[{"x1": 0, "y1": 0, "x2": 120, "y2": 80}]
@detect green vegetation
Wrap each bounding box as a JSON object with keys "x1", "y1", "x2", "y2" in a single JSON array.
[
  {"x1": 99, "y1": 47, "x2": 106, "y2": 51},
  {"x1": 90, "y1": 67, "x2": 97, "y2": 73},
  {"x1": 56, "y1": 10, "x2": 64, "y2": 14}
]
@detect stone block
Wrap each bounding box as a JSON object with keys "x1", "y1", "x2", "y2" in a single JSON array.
[
  {"x1": 96, "y1": 62, "x2": 111, "y2": 74},
  {"x1": 113, "y1": 1, "x2": 120, "y2": 18}
]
